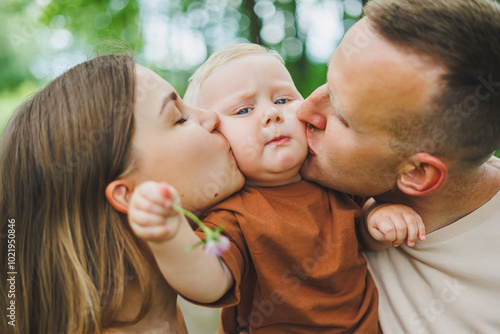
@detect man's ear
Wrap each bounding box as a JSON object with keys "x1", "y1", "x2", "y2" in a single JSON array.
[
  {"x1": 397, "y1": 153, "x2": 447, "y2": 196},
  {"x1": 106, "y1": 179, "x2": 134, "y2": 214}
]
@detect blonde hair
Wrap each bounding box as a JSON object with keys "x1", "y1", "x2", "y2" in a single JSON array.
[
  {"x1": 184, "y1": 43, "x2": 284, "y2": 105},
  {"x1": 0, "y1": 55, "x2": 155, "y2": 333}
]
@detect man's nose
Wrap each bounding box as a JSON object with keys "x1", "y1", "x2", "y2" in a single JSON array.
[{"x1": 298, "y1": 84, "x2": 328, "y2": 130}]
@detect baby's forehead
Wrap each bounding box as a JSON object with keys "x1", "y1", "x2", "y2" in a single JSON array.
[
  {"x1": 212, "y1": 55, "x2": 293, "y2": 83},
  {"x1": 194, "y1": 53, "x2": 300, "y2": 107},
  {"x1": 234, "y1": 53, "x2": 283, "y2": 68}
]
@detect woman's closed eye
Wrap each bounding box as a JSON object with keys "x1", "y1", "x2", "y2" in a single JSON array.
[{"x1": 175, "y1": 115, "x2": 188, "y2": 124}]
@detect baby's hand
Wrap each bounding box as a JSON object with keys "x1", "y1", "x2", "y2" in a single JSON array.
[
  {"x1": 367, "y1": 204, "x2": 425, "y2": 247},
  {"x1": 128, "y1": 181, "x2": 183, "y2": 243}
]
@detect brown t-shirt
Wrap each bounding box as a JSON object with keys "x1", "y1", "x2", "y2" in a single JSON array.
[{"x1": 197, "y1": 180, "x2": 379, "y2": 333}]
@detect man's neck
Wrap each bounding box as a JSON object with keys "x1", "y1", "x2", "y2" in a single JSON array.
[{"x1": 376, "y1": 163, "x2": 500, "y2": 234}]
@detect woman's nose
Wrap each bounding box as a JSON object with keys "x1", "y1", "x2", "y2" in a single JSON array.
[
  {"x1": 298, "y1": 84, "x2": 328, "y2": 130},
  {"x1": 195, "y1": 107, "x2": 220, "y2": 132}
]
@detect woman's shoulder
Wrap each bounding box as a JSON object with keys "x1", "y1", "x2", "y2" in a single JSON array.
[{"x1": 103, "y1": 276, "x2": 188, "y2": 334}]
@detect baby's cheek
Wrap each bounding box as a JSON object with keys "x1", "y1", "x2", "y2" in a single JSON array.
[
  {"x1": 288, "y1": 100, "x2": 303, "y2": 115},
  {"x1": 232, "y1": 141, "x2": 259, "y2": 168}
]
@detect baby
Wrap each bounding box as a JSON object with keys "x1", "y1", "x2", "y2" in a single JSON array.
[{"x1": 129, "y1": 44, "x2": 425, "y2": 333}]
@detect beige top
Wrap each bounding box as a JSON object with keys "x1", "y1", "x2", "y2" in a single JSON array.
[{"x1": 365, "y1": 190, "x2": 500, "y2": 334}]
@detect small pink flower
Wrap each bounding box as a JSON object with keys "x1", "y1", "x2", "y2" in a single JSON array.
[
  {"x1": 173, "y1": 205, "x2": 231, "y2": 258},
  {"x1": 204, "y1": 234, "x2": 231, "y2": 257}
]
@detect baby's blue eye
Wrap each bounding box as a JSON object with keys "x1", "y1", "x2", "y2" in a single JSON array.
[
  {"x1": 275, "y1": 99, "x2": 287, "y2": 105},
  {"x1": 237, "y1": 108, "x2": 252, "y2": 115}
]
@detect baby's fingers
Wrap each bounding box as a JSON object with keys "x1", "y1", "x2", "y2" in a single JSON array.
[
  {"x1": 136, "y1": 181, "x2": 172, "y2": 205},
  {"x1": 130, "y1": 220, "x2": 173, "y2": 242},
  {"x1": 129, "y1": 209, "x2": 170, "y2": 228},
  {"x1": 402, "y1": 213, "x2": 418, "y2": 247},
  {"x1": 368, "y1": 226, "x2": 389, "y2": 243},
  {"x1": 132, "y1": 190, "x2": 172, "y2": 216},
  {"x1": 403, "y1": 212, "x2": 425, "y2": 247},
  {"x1": 371, "y1": 220, "x2": 397, "y2": 243},
  {"x1": 391, "y1": 216, "x2": 409, "y2": 247},
  {"x1": 417, "y1": 214, "x2": 426, "y2": 242}
]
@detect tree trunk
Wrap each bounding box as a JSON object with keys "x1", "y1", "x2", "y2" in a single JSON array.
[{"x1": 242, "y1": 0, "x2": 262, "y2": 44}]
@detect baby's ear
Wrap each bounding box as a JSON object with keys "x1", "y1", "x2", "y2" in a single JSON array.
[
  {"x1": 397, "y1": 153, "x2": 447, "y2": 196},
  {"x1": 106, "y1": 179, "x2": 134, "y2": 213}
]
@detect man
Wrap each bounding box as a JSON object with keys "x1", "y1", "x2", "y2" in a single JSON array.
[{"x1": 298, "y1": 0, "x2": 500, "y2": 333}]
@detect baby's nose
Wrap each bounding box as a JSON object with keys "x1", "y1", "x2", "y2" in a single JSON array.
[{"x1": 263, "y1": 107, "x2": 283, "y2": 126}]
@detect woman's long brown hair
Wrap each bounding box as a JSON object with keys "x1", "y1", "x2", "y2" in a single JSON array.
[{"x1": 0, "y1": 55, "x2": 154, "y2": 333}]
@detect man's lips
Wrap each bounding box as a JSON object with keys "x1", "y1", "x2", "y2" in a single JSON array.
[
  {"x1": 306, "y1": 124, "x2": 317, "y2": 155},
  {"x1": 266, "y1": 136, "x2": 290, "y2": 146}
]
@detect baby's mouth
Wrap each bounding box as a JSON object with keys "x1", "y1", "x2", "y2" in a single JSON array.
[{"x1": 266, "y1": 135, "x2": 290, "y2": 146}]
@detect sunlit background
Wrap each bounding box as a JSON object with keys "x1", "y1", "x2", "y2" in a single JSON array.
[
  {"x1": 0, "y1": 1, "x2": 499, "y2": 331},
  {"x1": 0, "y1": 1, "x2": 365, "y2": 332},
  {"x1": 0, "y1": 0, "x2": 367, "y2": 132}
]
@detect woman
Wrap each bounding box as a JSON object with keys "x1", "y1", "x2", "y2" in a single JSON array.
[{"x1": 0, "y1": 55, "x2": 244, "y2": 333}]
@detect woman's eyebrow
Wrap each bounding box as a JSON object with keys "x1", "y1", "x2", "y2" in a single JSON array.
[{"x1": 158, "y1": 92, "x2": 178, "y2": 116}]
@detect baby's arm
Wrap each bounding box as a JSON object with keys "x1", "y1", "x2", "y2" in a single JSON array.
[
  {"x1": 128, "y1": 181, "x2": 233, "y2": 303},
  {"x1": 359, "y1": 198, "x2": 426, "y2": 251}
]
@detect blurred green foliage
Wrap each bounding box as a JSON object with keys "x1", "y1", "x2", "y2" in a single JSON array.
[
  {"x1": 0, "y1": 0, "x2": 365, "y2": 87},
  {"x1": 1, "y1": 0, "x2": 361, "y2": 130},
  {"x1": 0, "y1": 4, "x2": 35, "y2": 91},
  {"x1": 38, "y1": 0, "x2": 141, "y2": 48},
  {"x1": 0, "y1": 1, "x2": 323, "y2": 109},
  {"x1": 0, "y1": 0, "x2": 499, "y2": 163},
  {"x1": 0, "y1": 0, "x2": 141, "y2": 90}
]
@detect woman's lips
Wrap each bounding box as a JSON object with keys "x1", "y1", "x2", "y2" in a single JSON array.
[
  {"x1": 267, "y1": 136, "x2": 290, "y2": 146},
  {"x1": 215, "y1": 131, "x2": 232, "y2": 151}
]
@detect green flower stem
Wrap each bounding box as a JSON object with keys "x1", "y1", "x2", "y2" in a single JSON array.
[
  {"x1": 184, "y1": 240, "x2": 205, "y2": 253},
  {"x1": 173, "y1": 205, "x2": 229, "y2": 257},
  {"x1": 172, "y1": 205, "x2": 211, "y2": 234}
]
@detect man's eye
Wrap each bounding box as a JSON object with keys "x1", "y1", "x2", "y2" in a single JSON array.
[
  {"x1": 175, "y1": 117, "x2": 187, "y2": 124},
  {"x1": 340, "y1": 119, "x2": 349, "y2": 127},
  {"x1": 275, "y1": 99, "x2": 288, "y2": 105},
  {"x1": 236, "y1": 108, "x2": 252, "y2": 115}
]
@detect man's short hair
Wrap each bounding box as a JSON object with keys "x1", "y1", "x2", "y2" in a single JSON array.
[
  {"x1": 184, "y1": 43, "x2": 283, "y2": 105},
  {"x1": 365, "y1": 0, "x2": 500, "y2": 169}
]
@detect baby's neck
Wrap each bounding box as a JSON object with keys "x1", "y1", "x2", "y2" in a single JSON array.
[{"x1": 245, "y1": 173, "x2": 302, "y2": 188}]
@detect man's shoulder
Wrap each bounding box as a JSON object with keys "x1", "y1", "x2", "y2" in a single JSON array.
[{"x1": 487, "y1": 155, "x2": 500, "y2": 171}]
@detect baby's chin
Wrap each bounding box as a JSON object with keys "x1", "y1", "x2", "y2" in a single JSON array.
[{"x1": 244, "y1": 167, "x2": 303, "y2": 187}]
